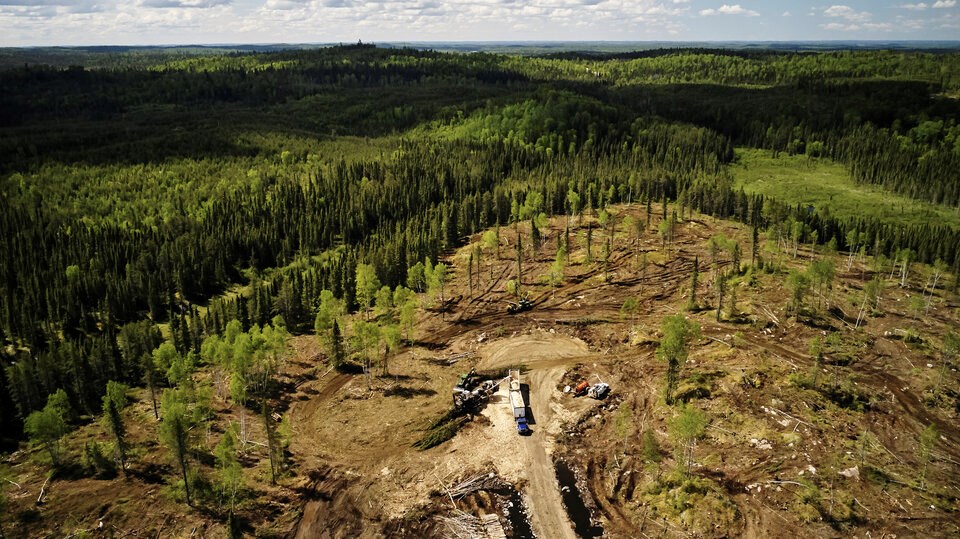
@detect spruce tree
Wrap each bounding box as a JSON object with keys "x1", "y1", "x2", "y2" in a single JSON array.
[{"x1": 102, "y1": 381, "x2": 130, "y2": 473}]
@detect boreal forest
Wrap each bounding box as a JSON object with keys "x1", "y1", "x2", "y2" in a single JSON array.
[{"x1": 1, "y1": 43, "x2": 960, "y2": 538}]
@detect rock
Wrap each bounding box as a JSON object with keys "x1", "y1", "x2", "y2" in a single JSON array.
[
  {"x1": 839, "y1": 466, "x2": 859, "y2": 480},
  {"x1": 749, "y1": 438, "x2": 773, "y2": 450}
]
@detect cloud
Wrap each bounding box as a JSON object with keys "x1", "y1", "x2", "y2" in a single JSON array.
[
  {"x1": 242, "y1": 0, "x2": 695, "y2": 43},
  {"x1": 640, "y1": 3, "x2": 687, "y2": 16},
  {"x1": 0, "y1": 0, "x2": 954, "y2": 47},
  {"x1": 317, "y1": 0, "x2": 354, "y2": 7},
  {"x1": 0, "y1": 0, "x2": 90, "y2": 4},
  {"x1": 0, "y1": 0, "x2": 103, "y2": 15},
  {"x1": 139, "y1": 0, "x2": 230, "y2": 8},
  {"x1": 821, "y1": 22, "x2": 859, "y2": 30},
  {"x1": 699, "y1": 4, "x2": 758, "y2": 16},
  {"x1": 0, "y1": 4, "x2": 56, "y2": 18},
  {"x1": 263, "y1": 0, "x2": 308, "y2": 9},
  {"x1": 823, "y1": 5, "x2": 871, "y2": 22},
  {"x1": 821, "y1": 18, "x2": 893, "y2": 31}
]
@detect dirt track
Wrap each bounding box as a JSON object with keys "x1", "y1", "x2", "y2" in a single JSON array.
[
  {"x1": 286, "y1": 205, "x2": 960, "y2": 538},
  {"x1": 7, "y1": 203, "x2": 960, "y2": 539},
  {"x1": 476, "y1": 331, "x2": 590, "y2": 539},
  {"x1": 522, "y1": 368, "x2": 577, "y2": 539}
]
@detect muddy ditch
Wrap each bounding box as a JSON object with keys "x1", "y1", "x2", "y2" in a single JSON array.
[{"x1": 555, "y1": 459, "x2": 604, "y2": 538}]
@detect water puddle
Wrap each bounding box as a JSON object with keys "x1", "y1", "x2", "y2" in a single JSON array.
[{"x1": 554, "y1": 460, "x2": 603, "y2": 538}]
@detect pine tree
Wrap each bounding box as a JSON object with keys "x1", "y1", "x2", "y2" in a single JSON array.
[
  {"x1": 263, "y1": 399, "x2": 280, "y2": 485},
  {"x1": 331, "y1": 320, "x2": 346, "y2": 369},
  {"x1": 159, "y1": 390, "x2": 194, "y2": 506},
  {"x1": 102, "y1": 381, "x2": 130, "y2": 473}
]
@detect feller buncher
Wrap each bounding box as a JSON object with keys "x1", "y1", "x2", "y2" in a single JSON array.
[{"x1": 506, "y1": 295, "x2": 533, "y2": 314}]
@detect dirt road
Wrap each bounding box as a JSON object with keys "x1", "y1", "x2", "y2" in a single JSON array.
[
  {"x1": 477, "y1": 331, "x2": 590, "y2": 539},
  {"x1": 522, "y1": 367, "x2": 578, "y2": 539}
]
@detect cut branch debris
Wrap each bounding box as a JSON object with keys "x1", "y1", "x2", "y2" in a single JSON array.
[{"x1": 37, "y1": 475, "x2": 51, "y2": 504}]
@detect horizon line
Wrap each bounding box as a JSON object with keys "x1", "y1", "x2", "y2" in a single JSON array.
[{"x1": 5, "y1": 39, "x2": 960, "y2": 49}]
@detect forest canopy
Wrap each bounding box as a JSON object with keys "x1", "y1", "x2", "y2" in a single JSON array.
[{"x1": 1, "y1": 44, "x2": 959, "y2": 443}]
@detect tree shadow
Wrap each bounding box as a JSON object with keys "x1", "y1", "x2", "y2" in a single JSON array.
[{"x1": 129, "y1": 462, "x2": 168, "y2": 485}]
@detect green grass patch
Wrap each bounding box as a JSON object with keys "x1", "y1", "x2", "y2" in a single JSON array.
[
  {"x1": 643, "y1": 470, "x2": 740, "y2": 534},
  {"x1": 731, "y1": 147, "x2": 960, "y2": 229}
]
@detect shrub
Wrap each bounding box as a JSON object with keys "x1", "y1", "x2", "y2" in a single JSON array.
[{"x1": 82, "y1": 441, "x2": 117, "y2": 479}]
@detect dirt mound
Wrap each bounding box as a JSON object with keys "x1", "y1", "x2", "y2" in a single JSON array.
[{"x1": 294, "y1": 467, "x2": 365, "y2": 539}]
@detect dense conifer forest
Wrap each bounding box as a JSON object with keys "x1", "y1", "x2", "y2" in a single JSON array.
[{"x1": 1, "y1": 44, "x2": 959, "y2": 445}]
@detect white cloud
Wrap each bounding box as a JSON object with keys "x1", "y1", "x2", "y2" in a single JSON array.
[
  {"x1": 700, "y1": 4, "x2": 758, "y2": 16},
  {"x1": 0, "y1": 0, "x2": 955, "y2": 47},
  {"x1": 719, "y1": 4, "x2": 757, "y2": 15},
  {"x1": 821, "y1": 19, "x2": 892, "y2": 31},
  {"x1": 139, "y1": 0, "x2": 230, "y2": 8},
  {"x1": 0, "y1": 0, "x2": 104, "y2": 19},
  {"x1": 823, "y1": 5, "x2": 871, "y2": 22},
  {"x1": 900, "y1": 2, "x2": 928, "y2": 9},
  {"x1": 262, "y1": 0, "x2": 309, "y2": 10},
  {"x1": 641, "y1": 3, "x2": 687, "y2": 16},
  {"x1": 243, "y1": 0, "x2": 697, "y2": 43},
  {"x1": 0, "y1": 0, "x2": 102, "y2": 6},
  {"x1": 821, "y1": 22, "x2": 859, "y2": 30}
]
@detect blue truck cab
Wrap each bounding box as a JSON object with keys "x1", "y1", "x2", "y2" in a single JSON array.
[{"x1": 516, "y1": 417, "x2": 531, "y2": 435}]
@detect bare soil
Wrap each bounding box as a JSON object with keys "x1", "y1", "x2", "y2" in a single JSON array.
[{"x1": 4, "y1": 204, "x2": 960, "y2": 538}]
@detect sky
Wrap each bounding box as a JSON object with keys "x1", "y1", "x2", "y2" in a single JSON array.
[{"x1": 1, "y1": 1, "x2": 958, "y2": 47}]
